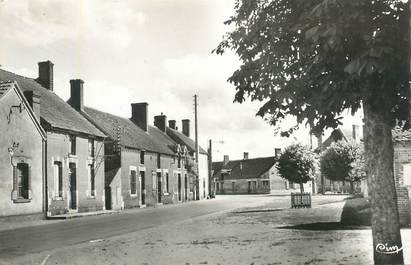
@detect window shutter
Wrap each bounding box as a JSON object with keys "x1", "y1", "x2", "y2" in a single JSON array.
[
  {"x1": 28, "y1": 165, "x2": 32, "y2": 199},
  {"x1": 11, "y1": 165, "x2": 17, "y2": 200}
]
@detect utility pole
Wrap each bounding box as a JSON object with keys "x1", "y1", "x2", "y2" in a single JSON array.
[
  {"x1": 194, "y1": 94, "x2": 199, "y2": 200},
  {"x1": 194, "y1": 95, "x2": 199, "y2": 163},
  {"x1": 208, "y1": 139, "x2": 213, "y2": 198}
]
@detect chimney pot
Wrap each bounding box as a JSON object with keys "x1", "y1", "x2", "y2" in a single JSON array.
[
  {"x1": 182, "y1": 119, "x2": 190, "y2": 137},
  {"x1": 154, "y1": 114, "x2": 167, "y2": 133},
  {"x1": 168, "y1": 120, "x2": 176, "y2": 130},
  {"x1": 131, "y1": 103, "x2": 148, "y2": 132},
  {"x1": 243, "y1": 152, "x2": 249, "y2": 160},
  {"x1": 69, "y1": 79, "x2": 84, "y2": 111},
  {"x1": 37, "y1": 61, "x2": 54, "y2": 91}
]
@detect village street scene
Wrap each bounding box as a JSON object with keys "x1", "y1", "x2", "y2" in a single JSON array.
[{"x1": 1, "y1": 0, "x2": 411, "y2": 265}]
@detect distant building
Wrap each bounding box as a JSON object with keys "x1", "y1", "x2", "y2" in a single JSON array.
[
  {"x1": 212, "y1": 153, "x2": 312, "y2": 195},
  {"x1": 0, "y1": 81, "x2": 46, "y2": 217}
]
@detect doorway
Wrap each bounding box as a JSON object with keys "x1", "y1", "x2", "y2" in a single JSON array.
[
  {"x1": 178, "y1": 173, "x2": 182, "y2": 201},
  {"x1": 157, "y1": 172, "x2": 162, "y2": 203},
  {"x1": 140, "y1": 171, "x2": 146, "y2": 205},
  {"x1": 69, "y1": 163, "x2": 77, "y2": 210},
  {"x1": 184, "y1": 174, "x2": 188, "y2": 201}
]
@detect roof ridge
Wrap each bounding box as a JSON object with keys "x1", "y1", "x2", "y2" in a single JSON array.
[
  {"x1": 224, "y1": 156, "x2": 276, "y2": 163},
  {"x1": 84, "y1": 105, "x2": 133, "y2": 124},
  {"x1": 0, "y1": 68, "x2": 37, "y2": 82}
]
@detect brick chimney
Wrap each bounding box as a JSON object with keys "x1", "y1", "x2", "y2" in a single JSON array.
[
  {"x1": 69, "y1": 79, "x2": 84, "y2": 112},
  {"x1": 23, "y1": 90, "x2": 41, "y2": 121},
  {"x1": 168, "y1": 120, "x2": 176, "y2": 130},
  {"x1": 131, "y1": 103, "x2": 148, "y2": 132},
  {"x1": 154, "y1": 113, "x2": 167, "y2": 133},
  {"x1": 243, "y1": 152, "x2": 249, "y2": 160},
  {"x1": 182, "y1": 119, "x2": 190, "y2": 137},
  {"x1": 223, "y1": 155, "x2": 229, "y2": 165},
  {"x1": 37, "y1": 61, "x2": 54, "y2": 91}
]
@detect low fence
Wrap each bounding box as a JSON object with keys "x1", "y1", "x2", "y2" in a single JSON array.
[{"x1": 291, "y1": 192, "x2": 312, "y2": 208}]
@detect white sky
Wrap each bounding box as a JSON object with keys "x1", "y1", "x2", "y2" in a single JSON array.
[{"x1": 0, "y1": 0, "x2": 363, "y2": 161}]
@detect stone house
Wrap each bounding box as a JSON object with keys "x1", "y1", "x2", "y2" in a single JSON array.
[
  {"x1": 72, "y1": 81, "x2": 189, "y2": 210},
  {"x1": 166, "y1": 119, "x2": 210, "y2": 200},
  {"x1": 0, "y1": 62, "x2": 107, "y2": 216},
  {"x1": 212, "y1": 153, "x2": 313, "y2": 195},
  {"x1": 0, "y1": 81, "x2": 46, "y2": 217},
  {"x1": 391, "y1": 129, "x2": 411, "y2": 225}
]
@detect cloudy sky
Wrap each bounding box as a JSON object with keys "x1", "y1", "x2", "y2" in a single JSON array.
[{"x1": 0, "y1": 0, "x2": 362, "y2": 161}]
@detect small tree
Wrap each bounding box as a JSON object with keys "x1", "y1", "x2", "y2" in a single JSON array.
[
  {"x1": 277, "y1": 144, "x2": 316, "y2": 194},
  {"x1": 320, "y1": 140, "x2": 366, "y2": 194}
]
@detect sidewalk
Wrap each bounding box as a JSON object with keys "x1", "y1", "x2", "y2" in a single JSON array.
[{"x1": 47, "y1": 210, "x2": 120, "y2": 220}]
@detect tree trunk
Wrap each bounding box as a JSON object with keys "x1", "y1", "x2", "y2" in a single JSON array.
[{"x1": 363, "y1": 100, "x2": 404, "y2": 265}]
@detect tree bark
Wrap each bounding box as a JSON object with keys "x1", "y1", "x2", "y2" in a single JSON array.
[{"x1": 363, "y1": 100, "x2": 404, "y2": 265}]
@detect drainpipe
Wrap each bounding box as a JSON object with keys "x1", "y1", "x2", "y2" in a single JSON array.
[{"x1": 43, "y1": 139, "x2": 48, "y2": 217}]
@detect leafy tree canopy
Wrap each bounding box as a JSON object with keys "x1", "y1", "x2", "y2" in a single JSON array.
[
  {"x1": 320, "y1": 140, "x2": 366, "y2": 182},
  {"x1": 215, "y1": 0, "x2": 409, "y2": 136},
  {"x1": 277, "y1": 143, "x2": 316, "y2": 184}
]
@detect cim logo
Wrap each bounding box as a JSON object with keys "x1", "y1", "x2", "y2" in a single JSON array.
[{"x1": 376, "y1": 243, "x2": 403, "y2": 255}]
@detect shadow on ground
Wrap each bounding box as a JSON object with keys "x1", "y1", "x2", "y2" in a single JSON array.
[{"x1": 278, "y1": 197, "x2": 372, "y2": 230}]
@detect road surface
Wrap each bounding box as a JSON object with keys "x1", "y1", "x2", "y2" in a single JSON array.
[{"x1": 0, "y1": 195, "x2": 282, "y2": 259}]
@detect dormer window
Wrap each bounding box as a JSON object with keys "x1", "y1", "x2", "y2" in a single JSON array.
[{"x1": 69, "y1": 135, "x2": 76, "y2": 155}]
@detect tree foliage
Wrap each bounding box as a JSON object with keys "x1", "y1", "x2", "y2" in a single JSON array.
[
  {"x1": 320, "y1": 140, "x2": 366, "y2": 183},
  {"x1": 214, "y1": 0, "x2": 409, "y2": 136},
  {"x1": 277, "y1": 144, "x2": 316, "y2": 191},
  {"x1": 215, "y1": 1, "x2": 409, "y2": 263}
]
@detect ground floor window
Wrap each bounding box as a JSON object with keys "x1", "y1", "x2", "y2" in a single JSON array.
[
  {"x1": 262, "y1": 180, "x2": 270, "y2": 188},
  {"x1": 54, "y1": 161, "x2": 63, "y2": 197},
  {"x1": 89, "y1": 163, "x2": 95, "y2": 197},
  {"x1": 16, "y1": 163, "x2": 29, "y2": 199},
  {"x1": 130, "y1": 170, "x2": 137, "y2": 195},
  {"x1": 165, "y1": 172, "x2": 169, "y2": 193}
]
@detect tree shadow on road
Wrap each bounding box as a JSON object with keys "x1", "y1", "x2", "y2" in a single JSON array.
[{"x1": 278, "y1": 197, "x2": 371, "y2": 230}]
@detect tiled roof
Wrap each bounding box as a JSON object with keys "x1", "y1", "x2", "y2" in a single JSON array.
[
  {"x1": 213, "y1": 156, "x2": 276, "y2": 180},
  {"x1": 84, "y1": 106, "x2": 176, "y2": 156},
  {"x1": 392, "y1": 127, "x2": 411, "y2": 143},
  {"x1": 322, "y1": 128, "x2": 347, "y2": 149},
  {"x1": 0, "y1": 69, "x2": 105, "y2": 138},
  {"x1": 211, "y1": 161, "x2": 224, "y2": 178},
  {"x1": 166, "y1": 128, "x2": 207, "y2": 155},
  {"x1": 0, "y1": 81, "x2": 46, "y2": 139}
]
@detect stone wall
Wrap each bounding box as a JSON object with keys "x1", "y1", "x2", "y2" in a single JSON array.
[{"x1": 0, "y1": 89, "x2": 44, "y2": 217}]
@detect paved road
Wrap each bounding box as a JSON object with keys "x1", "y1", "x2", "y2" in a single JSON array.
[{"x1": 0, "y1": 195, "x2": 281, "y2": 259}]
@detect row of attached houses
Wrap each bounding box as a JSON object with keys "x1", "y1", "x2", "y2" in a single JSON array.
[
  {"x1": 212, "y1": 152, "x2": 313, "y2": 195},
  {"x1": 0, "y1": 61, "x2": 210, "y2": 218}
]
